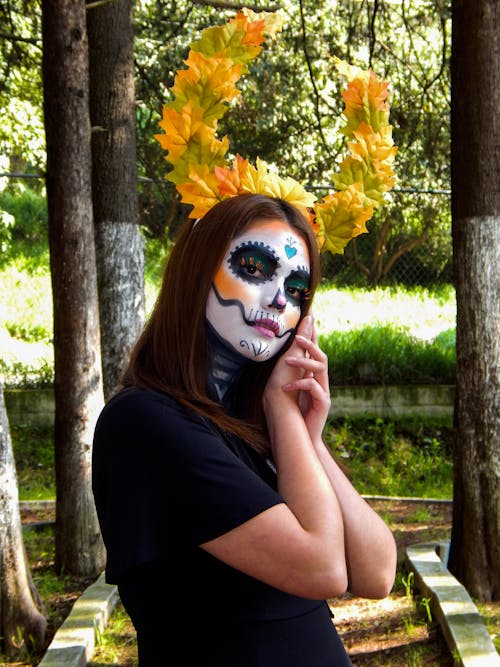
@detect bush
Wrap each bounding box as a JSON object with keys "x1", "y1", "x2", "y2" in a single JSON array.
[
  {"x1": 319, "y1": 325, "x2": 456, "y2": 385},
  {"x1": 324, "y1": 416, "x2": 453, "y2": 498},
  {"x1": 0, "y1": 187, "x2": 48, "y2": 266}
]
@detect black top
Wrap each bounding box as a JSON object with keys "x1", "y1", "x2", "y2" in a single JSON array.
[{"x1": 92, "y1": 388, "x2": 352, "y2": 666}]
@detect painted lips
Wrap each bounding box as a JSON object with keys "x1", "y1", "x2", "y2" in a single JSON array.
[{"x1": 253, "y1": 317, "x2": 280, "y2": 338}]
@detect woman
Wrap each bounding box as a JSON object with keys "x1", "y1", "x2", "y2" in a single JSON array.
[{"x1": 92, "y1": 194, "x2": 397, "y2": 666}]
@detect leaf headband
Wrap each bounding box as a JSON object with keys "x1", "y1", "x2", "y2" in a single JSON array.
[{"x1": 155, "y1": 9, "x2": 397, "y2": 254}]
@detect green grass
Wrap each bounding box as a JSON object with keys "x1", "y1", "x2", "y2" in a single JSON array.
[
  {"x1": 11, "y1": 423, "x2": 55, "y2": 500},
  {"x1": 1, "y1": 258, "x2": 457, "y2": 388},
  {"x1": 313, "y1": 283, "x2": 456, "y2": 341},
  {"x1": 324, "y1": 417, "x2": 453, "y2": 499},
  {"x1": 320, "y1": 325, "x2": 456, "y2": 385},
  {"x1": 11, "y1": 417, "x2": 452, "y2": 501}
]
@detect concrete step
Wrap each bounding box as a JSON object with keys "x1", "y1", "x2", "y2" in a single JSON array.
[{"x1": 406, "y1": 542, "x2": 500, "y2": 667}]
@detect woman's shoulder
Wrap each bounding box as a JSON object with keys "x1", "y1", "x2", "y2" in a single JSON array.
[{"x1": 96, "y1": 386, "x2": 206, "y2": 433}]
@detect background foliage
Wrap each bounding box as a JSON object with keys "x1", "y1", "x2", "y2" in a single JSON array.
[{"x1": 0, "y1": 0, "x2": 452, "y2": 285}]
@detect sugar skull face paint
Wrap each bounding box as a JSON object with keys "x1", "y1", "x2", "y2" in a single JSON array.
[{"x1": 206, "y1": 219, "x2": 311, "y2": 361}]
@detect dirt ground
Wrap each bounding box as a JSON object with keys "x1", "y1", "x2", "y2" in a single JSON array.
[
  {"x1": 333, "y1": 499, "x2": 455, "y2": 666},
  {"x1": 5, "y1": 498, "x2": 486, "y2": 667}
]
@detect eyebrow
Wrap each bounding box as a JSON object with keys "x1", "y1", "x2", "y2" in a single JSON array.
[
  {"x1": 288, "y1": 266, "x2": 310, "y2": 281},
  {"x1": 231, "y1": 240, "x2": 279, "y2": 259}
]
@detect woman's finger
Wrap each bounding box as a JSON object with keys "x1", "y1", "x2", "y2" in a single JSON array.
[
  {"x1": 284, "y1": 346, "x2": 329, "y2": 391},
  {"x1": 282, "y1": 377, "x2": 330, "y2": 405},
  {"x1": 293, "y1": 335, "x2": 327, "y2": 361}
]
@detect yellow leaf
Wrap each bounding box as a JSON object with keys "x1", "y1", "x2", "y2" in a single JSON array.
[
  {"x1": 240, "y1": 159, "x2": 315, "y2": 220},
  {"x1": 241, "y1": 9, "x2": 285, "y2": 38},
  {"x1": 315, "y1": 187, "x2": 373, "y2": 254},
  {"x1": 172, "y1": 52, "x2": 242, "y2": 125},
  {"x1": 335, "y1": 57, "x2": 390, "y2": 135},
  {"x1": 154, "y1": 102, "x2": 204, "y2": 162},
  {"x1": 191, "y1": 14, "x2": 262, "y2": 67},
  {"x1": 177, "y1": 164, "x2": 224, "y2": 218}
]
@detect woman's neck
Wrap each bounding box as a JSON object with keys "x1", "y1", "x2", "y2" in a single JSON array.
[{"x1": 206, "y1": 322, "x2": 249, "y2": 402}]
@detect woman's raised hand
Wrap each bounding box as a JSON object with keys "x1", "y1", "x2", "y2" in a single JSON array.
[
  {"x1": 281, "y1": 316, "x2": 331, "y2": 446},
  {"x1": 263, "y1": 315, "x2": 331, "y2": 446}
]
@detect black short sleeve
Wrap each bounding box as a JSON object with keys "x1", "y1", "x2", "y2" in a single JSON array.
[{"x1": 92, "y1": 388, "x2": 284, "y2": 582}]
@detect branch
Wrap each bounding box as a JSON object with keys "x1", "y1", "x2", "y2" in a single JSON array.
[
  {"x1": 370, "y1": 214, "x2": 392, "y2": 281},
  {"x1": 85, "y1": 0, "x2": 116, "y2": 10},
  {"x1": 381, "y1": 228, "x2": 430, "y2": 279},
  {"x1": 368, "y1": 0, "x2": 379, "y2": 68},
  {"x1": 351, "y1": 238, "x2": 371, "y2": 278},
  {"x1": 190, "y1": 0, "x2": 281, "y2": 10},
  {"x1": 298, "y1": 0, "x2": 335, "y2": 161},
  {"x1": 0, "y1": 30, "x2": 40, "y2": 45}
]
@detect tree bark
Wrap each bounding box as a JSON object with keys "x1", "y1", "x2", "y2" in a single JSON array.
[
  {"x1": 448, "y1": 0, "x2": 500, "y2": 601},
  {"x1": 88, "y1": 0, "x2": 145, "y2": 401},
  {"x1": 41, "y1": 0, "x2": 105, "y2": 577},
  {"x1": 0, "y1": 384, "x2": 46, "y2": 657}
]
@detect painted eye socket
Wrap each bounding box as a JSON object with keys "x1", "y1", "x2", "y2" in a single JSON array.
[
  {"x1": 229, "y1": 243, "x2": 277, "y2": 282},
  {"x1": 285, "y1": 273, "x2": 311, "y2": 305}
]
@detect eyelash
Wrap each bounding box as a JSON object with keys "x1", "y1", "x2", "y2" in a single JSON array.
[
  {"x1": 239, "y1": 255, "x2": 268, "y2": 276},
  {"x1": 229, "y1": 244, "x2": 311, "y2": 301},
  {"x1": 285, "y1": 282, "x2": 311, "y2": 303},
  {"x1": 230, "y1": 243, "x2": 277, "y2": 281}
]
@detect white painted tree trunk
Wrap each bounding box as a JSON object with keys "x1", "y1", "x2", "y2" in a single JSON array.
[
  {"x1": 88, "y1": 0, "x2": 145, "y2": 401},
  {"x1": 0, "y1": 384, "x2": 46, "y2": 656},
  {"x1": 449, "y1": 0, "x2": 500, "y2": 601}
]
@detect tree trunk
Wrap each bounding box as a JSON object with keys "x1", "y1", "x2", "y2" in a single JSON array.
[
  {"x1": 0, "y1": 384, "x2": 46, "y2": 657},
  {"x1": 88, "y1": 0, "x2": 145, "y2": 401},
  {"x1": 448, "y1": 0, "x2": 500, "y2": 601},
  {"x1": 41, "y1": 0, "x2": 105, "y2": 577}
]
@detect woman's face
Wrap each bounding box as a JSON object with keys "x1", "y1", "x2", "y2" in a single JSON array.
[{"x1": 206, "y1": 218, "x2": 311, "y2": 361}]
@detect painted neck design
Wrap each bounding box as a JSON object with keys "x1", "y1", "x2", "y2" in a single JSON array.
[{"x1": 206, "y1": 321, "x2": 249, "y2": 402}]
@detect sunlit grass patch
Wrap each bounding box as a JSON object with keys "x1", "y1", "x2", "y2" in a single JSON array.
[
  {"x1": 11, "y1": 423, "x2": 55, "y2": 500},
  {"x1": 325, "y1": 417, "x2": 453, "y2": 499},
  {"x1": 0, "y1": 258, "x2": 54, "y2": 386},
  {"x1": 91, "y1": 603, "x2": 138, "y2": 667},
  {"x1": 314, "y1": 284, "x2": 456, "y2": 341}
]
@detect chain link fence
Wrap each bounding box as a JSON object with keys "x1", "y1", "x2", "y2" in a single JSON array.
[{"x1": 1, "y1": 173, "x2": 453, "y2": 287}]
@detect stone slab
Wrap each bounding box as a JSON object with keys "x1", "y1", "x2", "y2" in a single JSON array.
[
  {"x1": 38, "y1": 572, "x2": 118, "y2": 667},
  {"x1": 406, "y1": 542, "x2": 500, "y2": 667},
  {"x1": 5, "y1": 385, "x2": 455, "y2": 426}
]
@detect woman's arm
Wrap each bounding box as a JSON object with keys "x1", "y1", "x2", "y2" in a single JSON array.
[
  {"x1": 201, "y1": 316, "x2": 349, "y2": 600},
  {"x1": 282, "y1": 320, "x2": 397, "y2": 598},
  {"x1": 313, "y1": 443, "x2": 397, "y2": 598}
]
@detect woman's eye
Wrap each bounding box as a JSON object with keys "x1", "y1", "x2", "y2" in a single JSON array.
[
  {"x1": 231, "y1": 246, "x2": 276, "y2": 281},
  {"x1": 240, "y1": 256, "x2": 266, "y2": 277},
  {"x1": 285, "y1": 277, "x2": 310, "y2": 303}
]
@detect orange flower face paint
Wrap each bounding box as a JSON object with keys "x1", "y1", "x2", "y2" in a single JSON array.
[{"x1": 206, "y1": 219, "x2": 310, "y2": 361}]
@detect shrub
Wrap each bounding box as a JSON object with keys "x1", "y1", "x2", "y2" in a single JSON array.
[{"x1": 319, "y1": 325, "x2": 456, "y2": 385}]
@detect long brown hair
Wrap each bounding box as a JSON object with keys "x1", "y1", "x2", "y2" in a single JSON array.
[{"x1": 122, "y1": 194, "x2": 320, "y2": 453}]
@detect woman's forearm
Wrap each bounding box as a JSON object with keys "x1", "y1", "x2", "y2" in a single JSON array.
[
  {"x1": 264, "y1": 395, "x2": 348, "y2": 594},
  {"x1": 314, "y1": 439, "x2": 397, "y2": 599}
]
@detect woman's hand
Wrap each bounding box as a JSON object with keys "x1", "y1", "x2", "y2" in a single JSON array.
[
  {"x1": 262, "y1": 315, "x2": 315, "y2": 408},
  {"x1": 281, "y1": 316, "x2": 331, "y2": 446}
]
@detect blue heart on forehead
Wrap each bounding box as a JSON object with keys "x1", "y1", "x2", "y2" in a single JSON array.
[{"x1": 285, "y1": 244, "x2": 297, "y2": 259}]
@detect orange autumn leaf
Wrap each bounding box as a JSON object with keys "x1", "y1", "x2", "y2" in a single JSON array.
[
  {"x1": 215, "y1": 154, "x2": 250, "y2": 196},
  {"x1": 239, "y1": 17, "x2": 266, "y2": 47},
  {"x1": 154, "y1": 102, "x2": 204, "y2": 162},
  {"x1": 155, "y1": 12, "x2": 397, "y2": 255}
]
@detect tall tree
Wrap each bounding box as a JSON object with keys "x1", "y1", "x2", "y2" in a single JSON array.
[
  {"x1": 448, "y1": 0, "x2": 500, "y2": 601},
  {"x1": 41, "y1": 0, "x2": 105, "y2": 577},
  {"x1": 0, "y1": 383, "x2": 46, "y2": 657},
  {"x1": 87, "y1": 0, "x2": 145, "y2": 400}
]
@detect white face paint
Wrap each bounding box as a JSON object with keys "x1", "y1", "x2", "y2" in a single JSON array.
[{"x1": 206, "y1": 218, "x2": 311, "y2": 361}]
